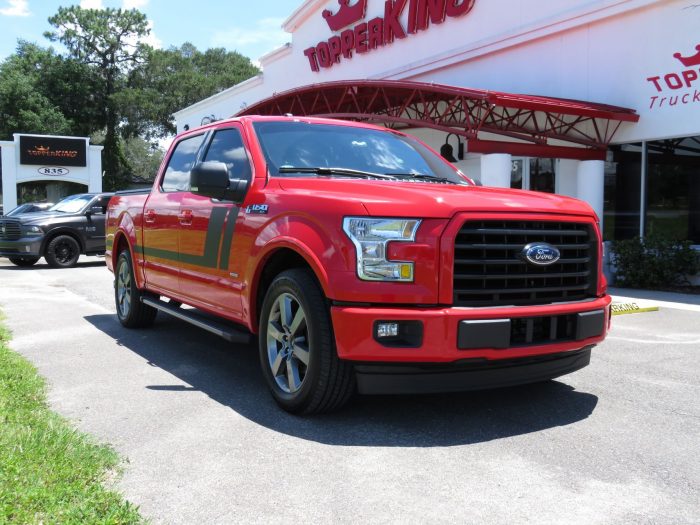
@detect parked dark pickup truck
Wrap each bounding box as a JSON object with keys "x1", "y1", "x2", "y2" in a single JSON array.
[{"x1": 0, "y1": 192, "x2": 113, "y2": 267}]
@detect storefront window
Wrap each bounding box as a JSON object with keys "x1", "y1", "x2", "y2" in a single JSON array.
[
  {"x1": 529, "y1": 158, "x2": 555, "y2": 193},
  {"x1": 510, "y1": 159, "x2": 523, "y2": 189},
  {"x1": 646, "y1": 137, "x2": 700, "y2": 243},
  {"x1": 604, "y1": 143, "x2": 642, "y2": 241}
]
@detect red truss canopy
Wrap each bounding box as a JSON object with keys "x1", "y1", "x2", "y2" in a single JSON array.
[{"x1": 236, "y1": 80, "x2": 639, "y2": 161}]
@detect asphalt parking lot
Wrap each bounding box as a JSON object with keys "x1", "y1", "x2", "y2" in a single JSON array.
[{"x1": 1, "y1": 256, "x2": 698, "y2": 524}]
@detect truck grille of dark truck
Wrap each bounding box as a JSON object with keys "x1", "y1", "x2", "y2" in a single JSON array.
[
  {"x1": 453, "y1": 220, "x2": 597, "y2": 306},
  {"x1": 0, "y1": 220, "x2": 21, "y2": 240}
]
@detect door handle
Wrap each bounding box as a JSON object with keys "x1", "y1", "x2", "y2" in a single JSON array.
[
  {"x1": 144, "y1": 209, "x2": 156, "y2": 223},
  {"x1": 178, "y1": 209, "x2": 193, "y2": 226}
]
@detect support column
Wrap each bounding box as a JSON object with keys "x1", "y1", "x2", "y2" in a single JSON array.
[
  {"x1": 87, "y1": 145, "x2": 104, "y2": 193},
  {"x1": 556, "y1": 159, "x2": 579, "y2": 197},
  {"x1": 480, "y1": 153, "x2": 512, "y2": 188},
  {"x1": 577, "y1": 160, "x2": 605, "y2": 228},
  {"x1": 1, "y1": 141, "x2": 18, "y2": 212}
]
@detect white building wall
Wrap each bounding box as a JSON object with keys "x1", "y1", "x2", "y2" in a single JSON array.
[
  {"x1": 173, "y1": 0, "x2": 700, "y2": 220},
  {"x1": 176, "y1": 0, "x2": 699, "y2": 144},
  {"x1": 0, "y1": 135, "x2": 103, "y2": 211}
]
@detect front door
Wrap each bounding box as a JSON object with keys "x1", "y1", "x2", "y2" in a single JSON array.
[
  {"x1": 178, "y1": 126, "x2": 252, "y2": 317},
  {"x1": 84, "y1": 194, "x2": 111, "y2": 252}
]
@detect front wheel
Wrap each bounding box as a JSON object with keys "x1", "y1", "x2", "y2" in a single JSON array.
[
  {"x1": 45, "y1": 235, "x2": 80, "y2": 268},
  {"x1": 115, "y1": 250, "x2": 157, "y2": 328},
  {"x1": 8, "y1": 257, "x2": 39, "y2": 267},
  {"x1": 258, "y1": 268, "x2": 355, "y2": 414}
]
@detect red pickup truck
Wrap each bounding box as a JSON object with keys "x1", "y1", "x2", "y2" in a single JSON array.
[{"x1": 106, "y1": 116, "x2": 610, "y2": 414}]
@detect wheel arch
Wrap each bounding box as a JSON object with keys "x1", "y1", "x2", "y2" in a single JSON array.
[
  {"x1": 250, "y1": 243, "x2": 329, "y2": 333},
  {"x1": 41, "y1": 228, "x2": 85, "y2": 255},
  {"x1": 112, "y1": 228, "x2": 145, "y2": 289}
]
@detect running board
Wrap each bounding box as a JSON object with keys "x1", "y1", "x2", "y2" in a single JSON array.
[{"x1": 141, "y1": 296, "x2": 252, "y2": 344}]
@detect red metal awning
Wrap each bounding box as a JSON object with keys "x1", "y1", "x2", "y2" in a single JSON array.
[{"x1": 236, "y1": 80, "x2": 639, "y2": 160}]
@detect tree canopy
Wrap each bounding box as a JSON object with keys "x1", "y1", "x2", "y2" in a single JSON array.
[
  {"x1": 0, "y1": 6, "x2": 260, "y2": 190},
  {"x1": 118, "y1": 43, "x2": 259, "y2": 139}
]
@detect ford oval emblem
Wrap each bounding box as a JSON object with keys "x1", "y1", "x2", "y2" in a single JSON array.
[{"x1": 522, "y1": 242, "x2": 560, "y2": 266}]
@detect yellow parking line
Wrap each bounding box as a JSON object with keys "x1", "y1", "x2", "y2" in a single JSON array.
[{"x1": 611, "y1": 302, "x2": 660, "y2": 316}]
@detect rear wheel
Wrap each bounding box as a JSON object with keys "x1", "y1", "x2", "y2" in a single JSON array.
[
  {"x1": 8, "y1": 257, "x2": 39, "y2": 267},
  {"x1": 258, "y1": 268, "x2": 355, "y2": 414},
  {"x1": 115, "y1": 250, "x2": 157, "y2": 328},
  {"x1": 45, "y1": 235, "x2": 80, "y2": 268}
]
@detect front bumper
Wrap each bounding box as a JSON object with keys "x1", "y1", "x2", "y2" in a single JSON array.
[
  {"x1": 0, "y1": 237, "x2": 43, "y2": 258},
  {"x1": 331, "y1": 295, "x2": 611, "y2": 363}
]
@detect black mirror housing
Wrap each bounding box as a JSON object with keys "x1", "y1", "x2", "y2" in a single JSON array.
[
  {"x1": 88, "y1": 205, "x2": 104, "y2": 215},
  {"x1": 191, "y1": 161, "x2": 249, "y2": 203},
  {"x1": 191, "y1": 161, "x2": 230, "y2": 200}
]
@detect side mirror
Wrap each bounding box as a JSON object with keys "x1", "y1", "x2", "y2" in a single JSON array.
[
  {"x1": 87, "y1": 206, "x2": 104, "y2": 215},
  {"x1": 191, "y1": 161, "x2": 248, "y2": 203}
]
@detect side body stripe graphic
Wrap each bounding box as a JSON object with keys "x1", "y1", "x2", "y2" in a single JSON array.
[{"x1": 137, "y1": 206, "x2": 239, "y2": 270}]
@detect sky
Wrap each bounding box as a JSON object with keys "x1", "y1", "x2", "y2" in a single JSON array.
[{"x1": 0, "y1": 0, "x2": 304, "y2": 63}]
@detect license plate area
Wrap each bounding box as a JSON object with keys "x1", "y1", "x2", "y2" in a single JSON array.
[{"x1": 457, "y1": 309, "x2": 605, "y2": 349}]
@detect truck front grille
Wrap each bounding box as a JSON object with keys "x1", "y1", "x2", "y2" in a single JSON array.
[
  {"x1": 453, "y1": 220, "x2": 597, "y2": 306},
  {"x1": 0, "y1": 220, "x2": 21, "y2": 240}
]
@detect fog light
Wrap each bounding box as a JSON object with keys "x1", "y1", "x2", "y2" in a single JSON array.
[
  {"x1": 376, "y1": 322, "x2": 399, "y2": 338},
  {"x1": 373, "y1": 320, "x2": 424, "y2": 348}
]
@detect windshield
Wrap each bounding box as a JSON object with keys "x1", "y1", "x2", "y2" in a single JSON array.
[
  {"x1": 49, "y1": 194, "x2": 93, "y2": 214},
  {"x1": 253, "y1": 121, "x2": 469, "y2": 185}
]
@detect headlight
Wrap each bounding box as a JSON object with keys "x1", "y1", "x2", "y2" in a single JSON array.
[
  {"x1": 343, "y1": 217, "x2": 421, "y2": 282},
  {"x1": 23, "y1": 225, "x2": 43, "y2": 236}
]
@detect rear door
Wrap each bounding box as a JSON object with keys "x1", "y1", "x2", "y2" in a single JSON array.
[
  {"x1": 142, "y1": 133, "x2": 206, "y2": 295},
  {"x1": 178, "y1": 125, "x2": 253, "y2": 316}
]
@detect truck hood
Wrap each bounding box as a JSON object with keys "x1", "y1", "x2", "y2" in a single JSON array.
[
  {"x1": 11, "y1": 211, "x2": 75, "y2": 224},
  {"x1": 276, "y1": 178, "x2": 597, "y2": 219}
]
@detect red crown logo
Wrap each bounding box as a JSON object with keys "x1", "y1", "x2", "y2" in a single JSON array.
[
  {"x1": 322, "y1": 0, "x2": 367, "y2": 32},
  {"x1": 35, "y1": 146, "x2": 50, "y2": 153},
  {"x1": 673, "y1": 44, "x2": 700, "y2": 67}
]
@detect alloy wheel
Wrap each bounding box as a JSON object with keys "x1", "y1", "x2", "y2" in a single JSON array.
[
  {"x1": 116, "y1": 261, "x2": 132, "y2": 318},
  {"x1": 266, "y1": 292, "x2": 310, "y2": 393}
]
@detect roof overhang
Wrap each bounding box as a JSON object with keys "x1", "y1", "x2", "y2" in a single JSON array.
[{"x1": 236, "y1": 80, "x2": 639, "y2": 160}]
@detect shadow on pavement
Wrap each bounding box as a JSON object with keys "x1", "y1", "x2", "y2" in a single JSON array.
[
  {"x1": 86, "y1": 313, "x2": 598, "y2": 447},
  {"x1": 0, "y1": 259, "x2": 105, "y2": 270}
]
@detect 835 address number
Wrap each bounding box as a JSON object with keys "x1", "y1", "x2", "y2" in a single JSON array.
[{"x1": 37, "y1": 167, "x2": 70, "y2": 176}]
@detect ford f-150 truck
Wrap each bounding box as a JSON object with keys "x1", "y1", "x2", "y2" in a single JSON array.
[{"x1": 106, "y1": 116, "x2": 611, "y2": 414}]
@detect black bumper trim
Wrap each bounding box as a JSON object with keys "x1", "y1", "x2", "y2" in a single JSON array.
[
  {"x1": 354, "y1": 347, "x2": 592, "y2": 395},
  {"x1": 457, "y1": 309, "x2": 605, "y2": 349}
]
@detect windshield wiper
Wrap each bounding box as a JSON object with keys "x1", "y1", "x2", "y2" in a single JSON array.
[
  {"x1": 278, "y1": 166, "x2": 398, "y2": 180},
  {"x1": 387, "y1": 173, "x2": 460, "y2": 184}
]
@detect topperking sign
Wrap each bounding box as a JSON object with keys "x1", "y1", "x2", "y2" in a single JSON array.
[{"x1": 304, "y1": 0, "x2": 476, "y2": 72}]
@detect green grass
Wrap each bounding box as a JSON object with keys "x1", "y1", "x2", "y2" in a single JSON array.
[{"x1": 0, "y1": 317, "x2": 144, "y2": 524}]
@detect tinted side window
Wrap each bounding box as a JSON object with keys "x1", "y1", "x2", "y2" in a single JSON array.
[
  {"x1": 203, "y1": 128, "x2": 252, "y2": 182},
  {"x1": 161, "y1": 134, "x2": 205, "y2": 192},
  {"x1": 93, "y1": 195, "x2": 111, "y2": 213}
]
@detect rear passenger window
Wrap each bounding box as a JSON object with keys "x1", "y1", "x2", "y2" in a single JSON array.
[
  {"x1": 161, "y1": 134, "x2": 205, "y2": 192},
  {"x1": 203, "y1": 128, "x2": 252, "y2": 182}
]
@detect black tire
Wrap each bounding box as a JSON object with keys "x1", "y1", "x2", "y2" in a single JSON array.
[
  {"x1": 258, "y1": 268, "x2": 355, "y2": 414},
  {"x1": 45, "y1": 235, "x2": 80, "y2": 268},
  {"x1": 115, "y1": 250, "x2": 157, "y2": 328},
  {"x1": 8, "y1": 256, "x2": 39, "y2": 267}
]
